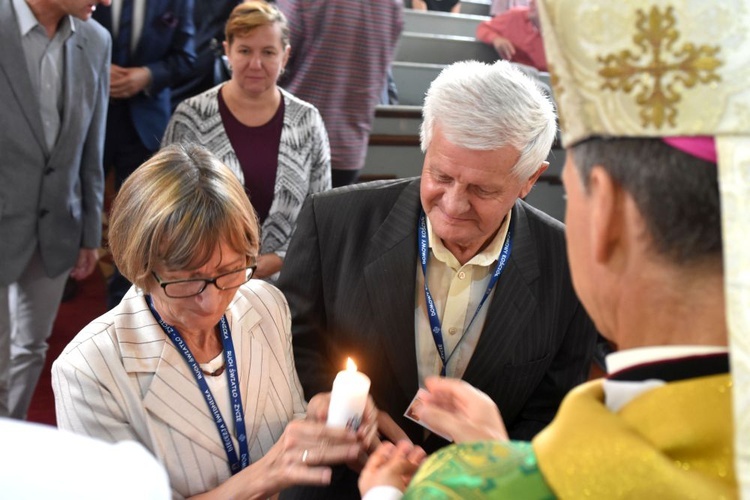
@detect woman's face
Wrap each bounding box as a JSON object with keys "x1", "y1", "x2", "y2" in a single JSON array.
[
  {"x1": 149, "y1": 240, "x2": 248, "y2": 337},
  {"x1": 225, "y1": 23, "x2": 289, "y2": 98}
]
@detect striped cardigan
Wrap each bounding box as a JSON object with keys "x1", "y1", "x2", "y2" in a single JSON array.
[
  {"x1": 162, "y1": 85, "x2": 331, "y2": 258},
  {"x1": 52, "y1": 282, "x2": 307, "y2": 498}
]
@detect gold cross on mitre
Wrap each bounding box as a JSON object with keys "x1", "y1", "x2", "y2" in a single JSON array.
[{"x1": 598, "y1": 6, "x2": 722, "y2": 128}]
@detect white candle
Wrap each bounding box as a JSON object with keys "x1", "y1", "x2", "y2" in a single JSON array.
[{"x1": 326, "y1": 358, "x2": 371, "y2": 430}]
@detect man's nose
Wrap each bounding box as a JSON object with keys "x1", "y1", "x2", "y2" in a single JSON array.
[{"x1": 441, "y1": 186, "x2": 470, "y2": 215}]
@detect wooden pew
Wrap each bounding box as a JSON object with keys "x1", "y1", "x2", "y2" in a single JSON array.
[
  {"x1": 403, "y1": 9, "x2": 489, "y2": 38},
  {"x1": 363, "y1": 106, "x2": 425, "y2": 181},
  {"x1": 395, "y1": 32, "x2": 498, "y2": 64}
]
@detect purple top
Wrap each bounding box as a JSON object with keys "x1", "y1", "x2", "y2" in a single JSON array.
[{"x1": 218, "y1": 87, "x2": 284, "y2": 222}]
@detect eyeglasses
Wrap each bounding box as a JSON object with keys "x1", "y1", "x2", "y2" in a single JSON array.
[{"x1": 152, "y1": 266, "x2": 257, "y2": 298}]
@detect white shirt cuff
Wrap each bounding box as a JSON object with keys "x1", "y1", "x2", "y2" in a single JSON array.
[{"x1": 362, "y1": 485, "x2": 404, "y2": 500}]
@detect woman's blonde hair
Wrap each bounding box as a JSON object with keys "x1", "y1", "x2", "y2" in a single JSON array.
[
  {"x1": 225, "y1": 0, "x2": 290, "y2": 48},
  {"x1": 108, "y1": 143, "x2": 260, "y2": 291}
]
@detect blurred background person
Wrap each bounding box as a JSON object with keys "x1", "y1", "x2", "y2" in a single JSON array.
[
  {"x1": 476, "y1": 0, "x2": 547, "y2": 71},
  {"x1": 163, "y1": 1, "x2": 331, "y2": 280},
  {"x1": 0, "y1": 0, "x2": 110, "y2": 419},
  {"x1": 53, "y1": 144, "x2": 374, "y2": 498},
  {"x1": 276, "y1": 0, "x2": 403, "y2": 187}
]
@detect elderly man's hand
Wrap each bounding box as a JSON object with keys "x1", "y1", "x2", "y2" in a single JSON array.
[{"x1": 413, "y1": 376, "x2": 509, "y2": 443}]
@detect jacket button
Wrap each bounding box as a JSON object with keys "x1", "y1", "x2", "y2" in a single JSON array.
[{"x1": 39, "y1": 209, "x2": 49, "y2": 217}]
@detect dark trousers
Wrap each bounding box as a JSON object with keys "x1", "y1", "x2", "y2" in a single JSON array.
[
  {"x1": 103, "y1": 101, "x2": 154, "y2": 307},
  {"x1": 104, "y1": 101, "x2": 153, "y2": 190}
]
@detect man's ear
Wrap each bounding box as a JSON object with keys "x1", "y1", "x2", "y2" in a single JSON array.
[
  {"x1": 518, "y1": 161, "x2": 549, "y2": 199},
  {"x1": 588, "y1": 165, "x2": 623, "y2": 264}
]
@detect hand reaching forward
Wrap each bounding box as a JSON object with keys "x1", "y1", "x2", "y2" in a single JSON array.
[
  {"x1": 358, "y1": 441, "x2": 426, "y2": 496},
  {"x1": 413, "y1": 376, "x2": 509, "y2": 443}
]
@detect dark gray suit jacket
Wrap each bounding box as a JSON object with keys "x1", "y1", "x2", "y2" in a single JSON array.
[
  {"x1": 0, "y1": 3, "x2": 110, "y2": 285},
  {"x1": 278, "y1": 177, "x2": 597, "y2": 447}
]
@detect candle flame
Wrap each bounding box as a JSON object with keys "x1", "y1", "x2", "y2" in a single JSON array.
[{"x1": 346, "y1": 357, "x2": 357, "y2": 371}]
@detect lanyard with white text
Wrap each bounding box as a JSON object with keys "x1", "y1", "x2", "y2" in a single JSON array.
[
  {"x1": 146, "y1": 296, "x2": 250, "y2": 475},
  {"x1": 418, "y1": 211, "x2": 514, "y2": 376}
]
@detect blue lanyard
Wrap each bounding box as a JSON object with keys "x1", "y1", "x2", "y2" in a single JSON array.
[
  {"x1": 146, "y1": 296, "x2": 250, "y2": 475},
  {"x1": 418, "y1": 211, "x2": 514, "y2": 376}
]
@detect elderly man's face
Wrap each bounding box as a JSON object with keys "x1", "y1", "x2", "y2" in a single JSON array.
[{"x1": 420, "y1": 125, "x2": 542, "y2": 264}]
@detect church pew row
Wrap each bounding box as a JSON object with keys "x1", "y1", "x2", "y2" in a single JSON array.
[
  {"x1": 403, "y1": 9, "x2": 490, "y2": 38},
  {"x1": 396, "y1": 32, "x2": 498, "y2": 65},
  {"x1": 392, "y1": 60, "x2": 552, "y2": 107}
]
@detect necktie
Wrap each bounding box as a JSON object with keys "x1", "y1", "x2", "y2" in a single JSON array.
[{"x1": 113, "y1": 0, "x2": 133, "y2": 66}]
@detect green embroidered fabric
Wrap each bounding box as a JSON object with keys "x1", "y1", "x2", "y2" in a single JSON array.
[{"x1": 403, "y1": 440, "x2": 555, "y2": 499}]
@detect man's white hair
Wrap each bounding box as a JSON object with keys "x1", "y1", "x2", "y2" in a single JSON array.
[{"x1": 420, "y1": 60, "x2": 557, "y2": 180}]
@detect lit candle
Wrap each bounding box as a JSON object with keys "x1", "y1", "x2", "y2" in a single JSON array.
[{"x1": 327, "y1": 358, "x2": 371, "y2": 430}]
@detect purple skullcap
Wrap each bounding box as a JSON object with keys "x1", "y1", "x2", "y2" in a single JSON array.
[{"x1": 662, "y1": 136, "x2": 717, "y2": 163}]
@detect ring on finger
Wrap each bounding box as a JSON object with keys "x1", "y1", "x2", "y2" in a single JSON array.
[{"x1": 301, "y1": 449, "x2": 309, "y2": 464}]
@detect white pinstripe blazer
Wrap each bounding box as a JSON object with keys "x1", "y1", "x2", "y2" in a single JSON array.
[{"x1": 52, "y1": 280, "x2": 307, "y2": 499}]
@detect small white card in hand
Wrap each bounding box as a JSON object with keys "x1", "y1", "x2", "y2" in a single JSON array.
[{"x1": 404, "y1": 388, "x2": 452, "y2": 442}]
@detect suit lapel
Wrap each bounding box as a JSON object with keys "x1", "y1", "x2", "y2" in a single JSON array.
[
  {"x1": 132, "y1": 290, "x2": 272, "y2": 461},
  {"x1": 462, "y1": 201, "x2": 539, "y2": 387},
  {"x1": 133, "y1": 0, "x2": 159, "y2": 61},
  {"x1": 364, "y1": 180, "x2": 423, "y2": 401},
  {"x1": 115, "y1": 294, "x2": 226, "y2": 460},
  {"x1": 226, "y1": 293, "x2": 269, "y2": 446},
  {"x1": 0, "y1": 1, "x2": 48, "y2": 154},
  {"x1": 142, "y1": 338, "x2": 228, "y2": 459},
  {"x1": 50, "y1": 23, "x2": 86, "y2": 164}
]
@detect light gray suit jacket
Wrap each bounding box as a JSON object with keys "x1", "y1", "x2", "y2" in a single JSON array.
[
  {"x1": 52, "y1": 281, "x2": 307, "y2": 498},
  {"x1": 0, "y1": 3, "x2": 110, "y2": 285}
]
